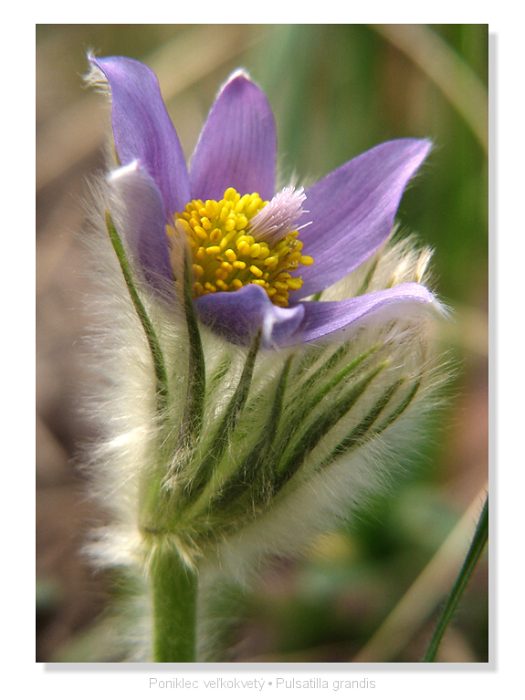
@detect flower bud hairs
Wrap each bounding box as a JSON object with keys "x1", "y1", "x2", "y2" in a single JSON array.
[{"x1": 82, "y1": 54, "x2": 449, "y2": 662}]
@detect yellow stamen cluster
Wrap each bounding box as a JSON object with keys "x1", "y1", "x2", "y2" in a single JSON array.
[{"x1": 167, "y1": 187, "x2": 313, "y2": 307}]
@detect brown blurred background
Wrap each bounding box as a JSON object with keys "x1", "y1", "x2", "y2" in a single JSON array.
[{"x1": 36, "y1": 24, "x2": 488, "y2": 662}]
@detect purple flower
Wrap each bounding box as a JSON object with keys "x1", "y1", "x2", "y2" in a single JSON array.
[{"x1": 92, "y1": 55, "x2": 440, "y2": 346}]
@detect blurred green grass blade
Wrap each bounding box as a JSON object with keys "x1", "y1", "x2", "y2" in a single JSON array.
[{"x1": 423, "y1": 495, "x2": 488, "y2": 662}]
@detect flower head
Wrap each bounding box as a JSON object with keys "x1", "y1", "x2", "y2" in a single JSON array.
[
  {"x1": 89, "y1": 55, "x2": 441, "y2": 347},
  {"x1": 84, "y1": 55, "x2": 449, "y2": 649}
]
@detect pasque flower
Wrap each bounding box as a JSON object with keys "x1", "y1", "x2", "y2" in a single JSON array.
[
  {"x1": 89, "y1": 55, "x2": 439, "y2": 346},
  {"x1": 84, "y1": 55, "x2": 447, "y2": 662}
]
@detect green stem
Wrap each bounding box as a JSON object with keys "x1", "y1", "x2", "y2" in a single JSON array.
[
  {"x1": 423, "y1": 495, "x2": 488, "y2": 662},
  {"x1": 180, "y1": 248, "x2": 206, "y2": 441},
  {"x1": 151, "y1": 546, "x2": 198, "y2": 662},
  {"x1": 181, "y1": 331, "x2": 261, "y2": 510},
  {"x1": 105, "y1": 211, "x2": 169, "y2": 412}
]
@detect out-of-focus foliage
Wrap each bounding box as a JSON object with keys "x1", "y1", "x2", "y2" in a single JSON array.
[{"x1": 36, "y1": 24, "x2": 487, "y2": 662}]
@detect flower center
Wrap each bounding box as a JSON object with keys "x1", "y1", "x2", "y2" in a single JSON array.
[{"x1": 167, "y1": 187, "x2": 313, "y2": 307}]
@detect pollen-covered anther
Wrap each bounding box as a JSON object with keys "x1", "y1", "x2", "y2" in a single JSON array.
[{"x1": 167, "y1": 187, "x2": 314, "y2": 307}]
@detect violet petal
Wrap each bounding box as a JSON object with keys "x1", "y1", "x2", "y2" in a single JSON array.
[
  {"x1": 195, "y1": 285, "x2": 304, "y2": 346},
  {"x1": 291, "y1": 139, "x2": 432, "y2": 300},
  {"x1": 189, "y1": 71, "x2": 277, "y2": 201},
  {"x1": 284, "y1": 283, "x2": 440, "y2": 345},
  {"x1": 108, "y1": 162, "x2": 174, "y2": 294},
  {"x1": 91, "y1": 55, "x2": 190, "y2": 218}
]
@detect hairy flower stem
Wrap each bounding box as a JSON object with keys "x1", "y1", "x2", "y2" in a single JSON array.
[
  {"x1": 150, "y1": 546, "x2": 198, "y2": 662},
  {"x1": 105, "y1": 211, "x2": 169, "y2": 412}
]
